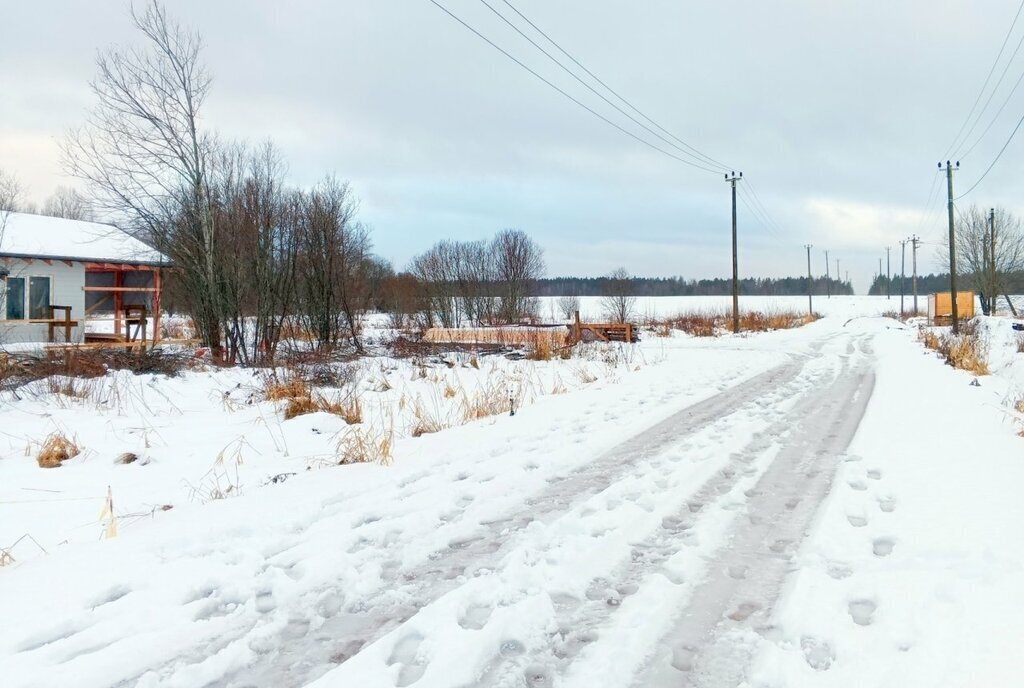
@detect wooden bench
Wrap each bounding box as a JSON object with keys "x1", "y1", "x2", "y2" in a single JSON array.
[{"x1": 28, "y1": 306, "x2": 80, "y2": 343}]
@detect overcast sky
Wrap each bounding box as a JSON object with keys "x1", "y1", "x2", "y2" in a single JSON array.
[{"x1": 3, "y1": 0, "x2": 1024, "y2": 292}]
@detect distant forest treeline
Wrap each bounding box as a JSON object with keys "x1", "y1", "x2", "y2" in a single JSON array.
[
  {"x1": 535, "y1": 276, "x2": 854, "y2": 297},
  {"x1": 867, "y1": 272, "x2": 1024, "y2": 296}
]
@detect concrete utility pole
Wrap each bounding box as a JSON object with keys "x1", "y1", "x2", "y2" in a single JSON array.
[
  {"x1": 805, "y1": 244, "x2": 814, "y2": 316},
  {"x1": 940, "y1": 161, "x2": 960, "y2": 333},
  {"x1": 726, "y1": 171, "x2": 742, "y2": 333},
  {"x1": 886, "y1": 247, "x2": 891, "y2": 299},
  {"x1": 900, "y1": 239, "x2": 907, "y2": 317},
  {"x1": 836, "y1": 258, "x2": 840, "y2": 293},
  {"x1": 825, "y1": 249, "x2": 831, "y2": 298},
  {"x1": 911, "y1": 235, "x2": 920, "y2": 314}
]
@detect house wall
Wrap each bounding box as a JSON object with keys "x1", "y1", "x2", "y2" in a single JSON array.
[{"x1": 0, "y1": 258, "x2": 85, "y2": 344}]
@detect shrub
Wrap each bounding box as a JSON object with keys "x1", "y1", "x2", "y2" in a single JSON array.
[{"x1": 37, "y1": 432, "x2": 80, "y2": 468}]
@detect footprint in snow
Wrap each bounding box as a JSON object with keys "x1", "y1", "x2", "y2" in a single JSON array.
[
  {"x1": 873, "y1": 538, "x2": 895, "y2": 557},
  {"x1": 801, "y1": 636, "x2": 835, "y2": 671},
  {"x1": 458, "y1": 604, "x2": 493, "y2": 630},
  {"x1": 387, "y1": 633, "x2": 428, "y2": 687},
  {"x1": 849, "y1": 599, "x2": 877, "y2": 626},
  {"x1": 867, "y1": 468, "x2": 882, "y2": 480}
]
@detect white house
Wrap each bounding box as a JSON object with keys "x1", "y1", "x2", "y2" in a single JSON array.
[{"x1": 0, "y1": 212, "x2": 170, "y2": 345}]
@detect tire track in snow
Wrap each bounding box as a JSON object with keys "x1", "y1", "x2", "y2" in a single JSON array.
[
  {"x1": 629, "y1": 335, "x2": 875, "y2": 688},
  {"x1": 471, "y1": 336, "x2": 859, "y2": 687}
]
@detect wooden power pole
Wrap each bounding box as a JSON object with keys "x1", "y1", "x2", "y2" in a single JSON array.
[
  {"x1": 886, "y1": 246, "x2": 891, "y2": 299},
  {"x1": 805, "y1": 244, "x2": 813, "y2": 315},
  {"x1": 990, "y1": 208, "x2": 997, "y2": 314},
  {"x1": 900, "y1": 239, "x2": 907, "y2": 317},
  {"x1": 940, "y1": 161, "x2": 960, "y2": 333},
  {"x1": 825, "y1": 249, "x2": 831, "y2": 298},
  {"x1": 726, "y1": 172, "x2": 742, "y2": 333},
  {"x1": 911, "y1": 234, "x2": 920, "y2": 314}
]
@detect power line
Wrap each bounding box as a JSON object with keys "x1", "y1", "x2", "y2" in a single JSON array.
[
  {"x1": 495, "y1": 0, "x2": 733, "y2": 172},
  {"x1": 955, "y1": 109, "x2": 1024, "y2": 199},
  {"x1": 474, "y1": 0, "x2": 724, "y2": 171},
  {"x1": 737, "y1": 185, "x2": 784, "y2": 241},
  {"x1": 960, "y1": 61, "x2": 1024, "y2": 159},
  {"x1": 741, "y1": 179, "x2": 788, "y2": 237},
  {"x1": 944, "y1": 0, "x2": 1024, "y2": 159},
  {"x1": 953, "y1": 27, "x2": 1024, "y2": 159},
  {"x1": 425, "y1": 0, "x2": 722, "y2": 174}
]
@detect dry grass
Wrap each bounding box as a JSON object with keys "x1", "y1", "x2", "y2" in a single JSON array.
[
  {"x1": 264, "y1": 377, "x2": 309, "y2": 402},
  {"x1": 646, "y1": 309, "x2": 817, "y2": 337},
  {"x1": 37, "y1": 432, "x2": 80, "y2": 469},
  {"x1": 460, "y1": 379, "x2": 512, "y2": 421},
  {"x1": 919, "y1": 325, "x2": 989, "y2": 375},
  {"x1": 263, "y1": 370, "x2": 363, "y2": 423},
  {"x1": 336, "y1": 425, "x2": 394, "y2": 465}
]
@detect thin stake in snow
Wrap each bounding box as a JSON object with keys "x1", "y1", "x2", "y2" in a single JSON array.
[{"x1": 99, "y1": 485, "x2": 118, "y2": 539}]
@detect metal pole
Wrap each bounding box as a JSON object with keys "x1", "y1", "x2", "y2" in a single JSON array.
[
  {"x1": 942, "y1": 161, "x2": 960, "y2": 334},
  {"x1": 805, "y1": 244, "x2": 813, "y2": 316}
]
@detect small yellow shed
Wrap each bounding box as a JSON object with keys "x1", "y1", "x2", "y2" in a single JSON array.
[{"x1": 928, "y1": 291, "x2": 975, "y2": 325}]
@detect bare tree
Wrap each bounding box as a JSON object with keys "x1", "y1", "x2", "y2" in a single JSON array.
[
  {"x1": 214, "y1": 142, "x2": 297, "y2": 364},
  {"x1": 601, "y1": 267, "x2": 637, "y2": 324},
  {"x1": 0, "y1": 169, "x2": 23, "y2": 247},
  {"x1": 63, "y1": 1, "x2": 222, "y2": 351},
  {"x1": 295, "y1": 177, "x2": 370, "y2": 352},
  {"x1": 492, "y1": 228, "x2": 544, "y2": 323},
  {"x1": 42, "y1": 186, "x2": 94, "y2": 221},
  {"x1": 557, "y1": 293, "x2": 581, "y2": 321},
  {"x1": 940, "y1": 205, "x2": 1024, "y2": 312}
]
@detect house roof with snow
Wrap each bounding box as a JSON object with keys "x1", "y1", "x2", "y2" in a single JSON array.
[{"x1": 0, "y1": 212, "x2": 168, "y2": 266}]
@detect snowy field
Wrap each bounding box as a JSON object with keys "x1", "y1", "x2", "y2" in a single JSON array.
[
  {"x1": 535, "y1": 294, "x2": 907, "y2": 323},
  {"x1": 2, "y1": 295, "x2": 1023, "y2": 687}
]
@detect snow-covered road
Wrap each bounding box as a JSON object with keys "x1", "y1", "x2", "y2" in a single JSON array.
[
  {"x1": 7, "y1": 308, "x2": 1024, "y2": 688},
  {"x1": 296, "y1": 327, "x2": 873, "y2": 688}
]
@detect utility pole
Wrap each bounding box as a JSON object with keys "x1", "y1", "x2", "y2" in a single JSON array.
[
  {"x1": 886, "y1": 247, "x2": 891, "y2": 299},
  {"x1": 825, "y1": 250, "x2": 831, "y2": 298},
  {"x1": 836, "y1": 258, "x2": 840, "y2": 293},
  {"x1": 990, "y1": 208, "x2": 997, "y2": 314},
  {"x1": 805, "y1": 244, "x2": 814, "y2": 316},
  {"x1": 911, "y1": 234, "x2": 920, "y2": 314},
  {"x1": 940, "y1": 161, "x2": 960, "y2": 333},
  {"x1": 726, "y1": 171, "x2": 742, "y2": 333},
  {"x1": 900, "y1": 239, "x2": 907, "y2": 317}
]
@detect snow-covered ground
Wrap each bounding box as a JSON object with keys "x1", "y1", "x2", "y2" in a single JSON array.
[{"x1": 2, "y1": 296, "x2": 1022, "y2": 688}]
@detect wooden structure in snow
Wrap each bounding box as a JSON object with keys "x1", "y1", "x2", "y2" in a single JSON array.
[
  {"x1": 0, "y1": 212, "x2": 169, "y2": 346},
  {"x1": 566, "y1": 311, "x2": 639, "y2": 344},
  {"x1": 928, "y1": 292, "x2": 976, "y2": 326}
]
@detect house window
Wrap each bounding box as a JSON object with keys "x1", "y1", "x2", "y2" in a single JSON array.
[
  {"x1": 29, "y1": 276, "x2": 51, "y2": 320},
  {"x1": 5, "y1": 277, "x2": 25, "y2": 320}
]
